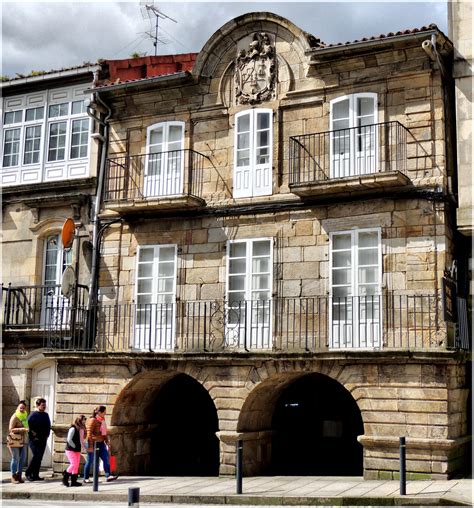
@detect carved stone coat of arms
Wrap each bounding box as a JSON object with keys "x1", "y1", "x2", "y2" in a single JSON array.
[{"x1": 235, "y1": 32, "x2": 276, "y2": 105}]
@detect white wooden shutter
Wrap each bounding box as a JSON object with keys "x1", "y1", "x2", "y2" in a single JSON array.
[{"x1": 253, "y1": 110, "x2": 272, "y2": 196}]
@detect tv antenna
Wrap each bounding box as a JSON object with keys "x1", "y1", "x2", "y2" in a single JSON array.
[{"x1": 140, "y1": 2, "x2": 177, "y2": 56}]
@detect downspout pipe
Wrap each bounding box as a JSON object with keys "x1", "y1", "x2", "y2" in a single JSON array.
[{"x1": 86, "y1": 91, "x2": 112, "y2": 344}]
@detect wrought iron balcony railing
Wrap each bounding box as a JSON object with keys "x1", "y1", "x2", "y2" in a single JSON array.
[
  {"x1": 44, "y1": 294, "x2": 468, "y2": 353},
  {"x1": 289, "y1": 121, "x2": 409, "y2": 186},
  {"x1": 2, "y1": 283, "x2": 89, "y2": 330},
  {"x1": 104, "y1": 149, "x2": 208, "y2": 203}
]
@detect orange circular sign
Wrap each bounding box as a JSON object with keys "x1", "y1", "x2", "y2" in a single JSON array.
[{"x1": 61, "y1": 218, "x2": 76, "y2": 249}]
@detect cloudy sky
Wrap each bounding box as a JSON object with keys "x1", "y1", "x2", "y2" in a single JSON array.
[{"x1": 2, "y1": 1, "x2": 448, "y2": 78}]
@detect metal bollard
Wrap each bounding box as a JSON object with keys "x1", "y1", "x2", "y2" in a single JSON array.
[
  {"x1": 93, "y1": 442, "x2": 100, "y2": 492},
  {"x1": 399, "y1": 436, "x2": 406, "y2": 495},
  {"x1": 128, "y1": 487, "x2": 140, "y2": 507},
  {"x1": 236, "y1": 439, "x2": 243, "y2": 495}
]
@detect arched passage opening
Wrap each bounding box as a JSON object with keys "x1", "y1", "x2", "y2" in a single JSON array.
[
  {"x1": 238, "y1": 372, "x2": 364, "y2": 476},
  {"x1": 111, "y1": 371, "x2": 219, "y2": 476}
]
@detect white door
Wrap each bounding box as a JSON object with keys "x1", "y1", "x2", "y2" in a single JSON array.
[
  {"x1": 226, "y1": 239, "x2": 272, "y2": 348},
  {"x1": 330, "y1": 229, "x2": 381, "y2": 348},
  {"x1": 42, "y1": 234, "x2": 72, "y2": 327},
  {"x1": 144, "y1": 122, "x2": 184, "y2": 197},
  {"x1": 234, "y1": 109, "x2": 272, "y2": 198},
  {"x1": 330, "y1": 94, "x2": 377, "y2": 178},
  {"x1": 31, "y1": 361, "x2": 56, "y2": 468},
  {"x1": 135, "y1": 245, "x2": 177, "y2": 351}
]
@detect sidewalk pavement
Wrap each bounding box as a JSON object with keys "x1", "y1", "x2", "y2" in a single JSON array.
[{"x1": 1, "y1": 472, "x2": 473, "y2": 506}]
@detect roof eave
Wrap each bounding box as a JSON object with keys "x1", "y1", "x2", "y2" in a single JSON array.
[
  {"x1": 306, "y1": 29, "x2": 451, "y2": 61},
  {"x1": 87, "y1": 71, "x2": 191, "y2": 94},
  {"x1": 0, "y1": 65, "x2": 101, "y2": 90}
]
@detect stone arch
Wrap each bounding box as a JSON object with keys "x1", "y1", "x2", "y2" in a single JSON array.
[
  {"x1": 236, "y1": 362, "x2": 365, "y2": 476},
  {"x1": 110, "y1": 366, "x2": 219, "y2": 476}
]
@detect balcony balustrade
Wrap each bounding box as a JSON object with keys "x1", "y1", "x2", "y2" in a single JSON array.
[
  {"x1": 103, "y1": 149, "x2": 208, "y2": 213},
  {"x1": 289, "y1": 121, "x2": 413, "y2": 197},
  {"x1": 43, "y1": 294, "x2": 468, "y2": 353},
  {"x1": 1, "y1": 283, "x2": 89, "y2": 331}
]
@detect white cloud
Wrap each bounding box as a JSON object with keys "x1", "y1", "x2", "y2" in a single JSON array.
[{"x1": 1, "y1": 1, "x2": 448, "y2": 77}]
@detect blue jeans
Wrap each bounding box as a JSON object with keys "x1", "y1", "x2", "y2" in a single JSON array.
[
  {"x1": 84, "y1": 442, "x2": 111, "y2": 479},
  {"x1": 10, "y1": 446, "x2": 27, "y2": 475}
]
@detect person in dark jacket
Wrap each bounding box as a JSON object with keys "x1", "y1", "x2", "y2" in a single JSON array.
[
  {"x1": 25, "y1": 398, "x2": 51, "y2": 482},
  {"x1": 63, "y1": 415, "x2": 86, "y2": 487}
]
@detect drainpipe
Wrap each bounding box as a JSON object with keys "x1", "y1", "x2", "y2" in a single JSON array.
[{"x1": 86, "y1": 92, "x2": 112, "y2": 345}]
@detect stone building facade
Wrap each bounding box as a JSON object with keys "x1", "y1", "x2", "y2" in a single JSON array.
[{"x1": 2, "y1": 13, "x2": 471, "y2": 480}]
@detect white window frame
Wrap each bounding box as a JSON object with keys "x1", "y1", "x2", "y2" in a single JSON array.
[
  {"x1": 2, "y1": 127, "x2": 22, "y2": 168},
  {"x1": 23, "y1": 124, "x2": 43, "y2": 166},
  {"x1": 329, "y1": 227, "x2": 382, "y2": 349},
  {"x1": 135, "y1": 244, "x2": 177, "y2": 351},
  {"x1": 233, "y1": 108, "x2": 273, "y2": 198},
  {"x1": 144, "y1": 121, "x2": 185, "y2": 197},
  {"x1": 329, "y1": 93, "x2": 378, "y2": 178},
  {"x1": 226, "y1": 238, "x2": 273, "y2": 349}
]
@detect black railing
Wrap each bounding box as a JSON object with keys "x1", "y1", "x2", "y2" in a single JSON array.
[
  {"x1": 289, "y1": 121, "x2": 409, "y2": 186},
  {"x1": 1, "y1": 283, "x2": 89, "y2": 330},
  {"x1": 43, "y1": 294, "x2": 463, "y2": 353},
  {"x1": 104, "y1": 149, "x2": 208, "y2": 202}
]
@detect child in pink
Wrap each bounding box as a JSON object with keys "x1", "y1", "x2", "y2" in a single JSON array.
[{"x1": 63, "y1": 415, "x2": 86, "y2": 487}]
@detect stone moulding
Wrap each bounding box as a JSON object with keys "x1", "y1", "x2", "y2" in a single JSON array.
[{"x1": 358, "y1": 434, "x2": 472, "y2": 450}]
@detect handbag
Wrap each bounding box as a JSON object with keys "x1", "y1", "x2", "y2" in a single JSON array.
[
  {"x1": 110, "y1": 454, "x2": 117, "y2": 473},
  {"x1": 6, "y1": 431, "x2": 23, "y2": 446}
]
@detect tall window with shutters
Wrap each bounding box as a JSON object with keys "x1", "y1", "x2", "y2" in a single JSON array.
[
  {"x1": 234, "y1": 109, "x2": 272, "y2": 198},
  {"x1": 330, "y1": 93, "x2": 378, "y2": 178},
  {"x1": 145, "y1": 121, "x2": 184, "y2": 197},
  {"x1": 135, "y1": 244, "x2": 177, "y2": 351},
  {"x1": 330, "y1": 228, "x2": 382, "y2": 349},
  {"x1": 226, "y1": 238, "x2": 272, "y2": 348}
]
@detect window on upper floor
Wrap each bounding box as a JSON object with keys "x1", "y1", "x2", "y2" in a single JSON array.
[
  {"x1": 233, "y1": 109, "x2": 272, "y2": 198},
  {"x1": 330, "y1": 93, "x2": 377, "y2": 178},
  {"x1": 226, "y1": 238, "x2": 273, "y2": 348},
  {"x1": 329, "y1": 228, "x2": 381, "y2": 348},
  {"x1": 1, "y1": 98, "x2": 90, "y2": 170},
  {"x1": 135, "y1": 244, "x2": 177, "y2": 350},
  {"x1": 144, "y1": 121, "x2": 185, "y2": 198}
]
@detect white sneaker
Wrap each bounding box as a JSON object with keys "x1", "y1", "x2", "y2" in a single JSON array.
[
  {"x1": 83, "y1": 478, "x2": 92, "y2": 483},
  {"x1": 106, "y1": 475, "x2": 118, "y2": 482}
]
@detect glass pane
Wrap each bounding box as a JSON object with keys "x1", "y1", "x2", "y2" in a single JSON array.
[
  {"x1": 139, "y1": 248, "x2": 154, "y2": 262},
  {"x1": 359, "y1": 231, "x2": 378, "y2": 248},
  {"x1": 237, "y1": 114, "x2": 250, "y2": 132},
  {"x1": 333, "y1": 286, "x2": 351, "y2": 298},
  {"x1": 358, "y1": 267, "x2": 377, "y2": 284},
  {"x1": 150, "y1": 128, "x2": 163, "y2": 145},
  {"x1": 157, "y1": 278, "x2": 174, "y2": 293},
  {"x1": 158, "y1": 262, "x2": 174, "y2": 277},
  {"x1": 252, "y1": 291, "x2": 270, "y2": 301},
  {"x1": 256, "y1": 130, "x2": 268, "y2": 148},
  {"x1": 252, "y1": 274, "x2": 269, "y2": 290},
  {"x1": 252, "y1": 257, "x2": 269, "y2": 273},
  {"x1": 230, "y1": 243, "x2": 246, "y2": 258},
  {"x1": 137, "y1": 294, "x2": 152, "y2": 305},
  {"x1": 333, "y1": 269, "x2": 350, "y2": 285},
  {"x1": 256, "y1": 147, "x2": 269, "y2": 165},
  {"x1": 359, "y1": 284, "x2": 378, "y2": 296},
  {"x1": 257, "y1": 112, "x2": 269, "y2": 130},
  {"x1": 237, "y1": 132, "x2": 249, "y2": 150},
  {"x1": 333, "y1": 251, "x2": 351, "y2": 268},
  {"x1": 4, "y1": 110, "x2": 22, "y2": 124},
  {"x1": 72, "y1": 100, "x2": 85, "y2": 115},
  {"x1": 168, "y1": 125, "x2": 183, "y2": 143},
  {"x1": 332, "y1": 99, "x2": 349, "y2": 120},
  {"x1": 228, "y1": 292, "x2": 245, "y2": 304},
  {"x1": 159, "y1": 247, "x2": 175, "y2": 261},
  {"x1": 237, "y1": 150, "x2": 250, "y2": 167},
  {"x1": 137, "y1": 279, "x2": 153, "y2": 294},
  {"x1": 332, "y1": 234, "x2": 351, "y2": 250},
  {"x1": 229, "y1": 258, "x2": 246, "y2": 274},
  {"x1": 253, "y1": 240, "x2": 270, "y2": 257},
  {"x1": 359, "y1": 248, "x2": 378, "y2": 265},
  {"x1": 229, "y1": 276, "x2": 245, "y2": 291},
  {"x1": 358, "y1": 97, "x2": 375, "y2": 118},
  {"x1": 138, "y1": 263, "x2": 153, "y2": 278},
  {"x1": 49, "y1": 103, "x2": 68, "y2": 117}
]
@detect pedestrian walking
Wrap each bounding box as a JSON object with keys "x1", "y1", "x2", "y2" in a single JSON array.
[
  {"x1": 7, "y1": 401, "x2": 29, "y2": 484},
  {"x1": 63, "y1": 415, "x2": 87, "y2": 487},
  {"x1": 25, "y1": 397, "x2": 51, "y2": 482},
  {"x1": 83, "y1": 406, "x2": 117, "y2": 483}
]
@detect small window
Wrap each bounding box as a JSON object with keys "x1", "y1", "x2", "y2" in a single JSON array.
[
  {"x1": 25, "y1": 107, "x2": 45, "y2": 122},
  {"x1": 48, "y1": 103, "x2": 69, "y2": 118},
  {"x1": 3, "y1": 128, "x2": 21, "y2": 167},
  {"x1": 233, "y1": 109, "x2": 272, "y2": 198},
  {"x1": 70, "y1": 118, "x2": 89, "y2": 159},
  {"x1": 48, "y1": 121, "x2": 67, "y2": 161},
  {"x1": 23, "y1": 125, "x2": 42, "y2": 165},
  {"x1": 4, "y1": 110, "x2": 22, "y2": 125}
]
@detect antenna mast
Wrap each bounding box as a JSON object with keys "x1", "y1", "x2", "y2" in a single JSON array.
[{"x1": 141, "y1": 3, "x2": 177, "y2": 56}]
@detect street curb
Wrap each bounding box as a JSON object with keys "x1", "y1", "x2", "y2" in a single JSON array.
[{"x1": 1, "y1": 491, "x2": 470, "y2": 506}]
